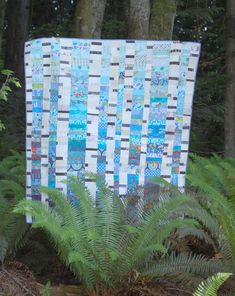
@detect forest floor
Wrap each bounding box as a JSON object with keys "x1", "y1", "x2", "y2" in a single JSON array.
[
  {"x1": 0, "y1": 236, "x2": 230, "y2": 296},
  {"x1": 1, "y1": 262, "x2": 232, "y2": 296},
  {"x1": 0, "y1": 262, "x2": 193, "y2": 296}
]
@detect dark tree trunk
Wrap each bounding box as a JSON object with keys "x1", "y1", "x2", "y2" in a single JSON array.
[
  {"x1": 224, "y1": 0, "x2": 235, "y2": 156},
  {"x1": 149, "y1": 0, "x2": 177, "y2": 40},
  {"x1": 73, "y1": 0, "x2": 107, "y2": 38},
  {"x1": 5, "y1": 0, "x2": 31, "y2": 82},
  {"x1": 128, "y1": 0, "x2": 150, "y2": 39}
]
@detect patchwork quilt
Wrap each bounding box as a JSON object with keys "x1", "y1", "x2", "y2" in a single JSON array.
[{"x1": 25, "y1": 38, "x2": 200, "y2": 205}]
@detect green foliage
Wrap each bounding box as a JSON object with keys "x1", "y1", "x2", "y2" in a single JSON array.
[
  {"x1": 143, "y1": 252, "x2": 225, "y2": 280},
  {"x1": 177, "y1": 0, "x2": 223, "y2": 22},
  {"x1": 101, "y1": 0, "x2": 127, "y2": 39},
  {"x1": 0, "y1": 69, "x2": 21, "y2": 131},
  {"x1": 0, "y1": 152, "x2": 57, "y2": 276},
  {"x1": 0, "y1": 132, "x2": 23, "y2": 159},
  {"x1": 29, "y1": 0, "x2": 74, "y2": 38},
  {"x1": 193, "y1": 273, "x2": 232, "y2": 296},
  {"x1": 29, "y1": 20, "x2": 73, "y2": 39},
  {"x1": 187, "y1": 154, "x2": 235, "y2": 271},
  {"x1": 0, "y1": 151, "x2": 28, "y2": 264},
  {"x1": 174, "y1": 0, "x2": 225, "y2": 154},
  {"x1": 13, "y1": 176, "x2": 217, "y2": 295},
  {"x1": 40, "y1": 281, "x2": 52, "y2": 296}
]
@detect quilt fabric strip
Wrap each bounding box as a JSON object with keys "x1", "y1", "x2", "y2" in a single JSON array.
[{"x1": 25, "y1": 38, "x2": 200, "y2": 203}]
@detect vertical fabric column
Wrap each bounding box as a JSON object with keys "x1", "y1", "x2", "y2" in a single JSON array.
[
  {"x1": 113, "y1": 41, "x2": 126, "y2": 194},
  {"x1": 25, "y1": 41, "x2": 33, "y2": 223},
  {"x1": 139, "y1": 41, "x2": 153, "y2": 187},
  {"x1": 146, "y1": 43, "x2": 170, "y2": 184},
  {"x1": 41, "y1": 40, "x2": 52, "y2": 202},
  {"x1": 55, "y1": 38, "x2": 72, "y2": 194},
  {"x1": 127, "y1": 41, "x2": 147, "y2": 191},
  {"x1": 67, "y1": 39, "x2": 90, "y2": 201},
  {"x1": 119, "y1": 41, "x2": 135, "y2": 194},
  {"x1": 160, "y1": 42, "x2": 181, "y2": 186},
  {"x1": 97, "y1": 41, "x2": 111, "y2": 181},
  {"x1": 178, "y1": 44, "x2": 200, "y2": 190},
  {"x1": 85, "y1": 40, "x2": 102, "y2": 197},
  {"x1": 105, "y1": 40, "x2": 120, "y2": 190},
  {"x1": 48, "y1": 40, "x2": 60, "y2": 189},
  {"x1": 30, "y1": 40, "x2": 43, "y2": 201}
]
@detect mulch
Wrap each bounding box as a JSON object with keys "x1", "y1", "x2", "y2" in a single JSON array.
[
  {"x1": 0, "y1": 262, "x2": 194, "y2": 296},
  {"x1": 1, "y1": 264, "x2": 231, "y2": 296},
  {"x1": 0, "y1": 261, "x2": 40, "y2": 296}
]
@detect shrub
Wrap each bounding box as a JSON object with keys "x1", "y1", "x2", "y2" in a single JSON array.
[{"x1": 13, "y1": 176, "x2": 220, "y2": 296}]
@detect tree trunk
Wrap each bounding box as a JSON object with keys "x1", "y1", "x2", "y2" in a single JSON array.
[
  {"x1": 73, "y1": 0, "x2": 107, "y2": 38},
  {"x1": 128, "y1": 0, "x2": 150, "y2": 39},
  {"x1": 5, "y1": 0, "x2": 31, "y2": 82},
  {"x1": 149, "y1": 0, "x2": 177, "y2": 40},
  {"x1": 224, "y1": 0, "x2": 235, "y2": 156},
  {"x1": 0, "y1": 0, "x2": 5, "y2": 57}
]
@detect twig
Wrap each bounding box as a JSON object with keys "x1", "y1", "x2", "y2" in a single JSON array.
[
  {"x1": 165, "y1": 286, "x2": 192, "y2": 295},
  {"x1": 157, "y1": 279, "x2": 192, "y2": 295},
  {"x1": 0, "y1": 266, "x2": 36, "y2": 296}
]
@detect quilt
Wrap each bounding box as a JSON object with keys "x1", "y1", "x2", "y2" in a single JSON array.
[{"x1": 25, "y1": 37, "x2": 200, "y2": 205}]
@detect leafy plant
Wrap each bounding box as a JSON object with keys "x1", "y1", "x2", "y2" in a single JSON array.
[
  {"x1": 187, "y1": 154, "x2": 235, "y2": 274},
  {"x1": 40, "y1": 281, "x2": 52, "y2": 296},
  {"x1": 0, "y1": 152, "x2": 66, "y2": 290},
  {"x1": 0, "y1": 151, "x2": 29, "y2": 265},
  {"x1": 0, "y1": 70, "x2": 21, "y2": 131},
  {"x1": 13, "y1": 176, "x2": 222, "y2": 296},
  {"x1": 193, "y1": 273, "x2": 232, "y2": 296}
]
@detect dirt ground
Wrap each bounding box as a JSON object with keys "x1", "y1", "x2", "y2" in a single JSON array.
[{"x1": 0, "y1": 263, "x2": 193, "y2": 296}]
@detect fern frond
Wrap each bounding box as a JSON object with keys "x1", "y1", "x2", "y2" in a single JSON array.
[
  {"x1": 0, "y1": 152, "x2": 28, "y2": 262},
  {"x1": 176, "y1": 227, "x2": 217, "y2": 249},
  {"x1": 187, "y1": 155, "x2": 235, "y2": 266},
  {"x1": 193, "y1": 273, "x2": 232, "y2": 296},
  {"x1": 14, "y1": 175, "x2": 230, "y2": 294},
  {"x1": 143, "y1": 253, "x2": 229, "y2": 278}
]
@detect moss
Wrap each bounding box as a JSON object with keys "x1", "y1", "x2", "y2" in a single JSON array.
[{"x1": 149, "y1": 0, "x2": 177, "y2": 40}]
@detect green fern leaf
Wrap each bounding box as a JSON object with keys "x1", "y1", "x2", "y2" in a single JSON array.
[{"x1": 193, "y1": 273, "x2": 232, "y2": 296}]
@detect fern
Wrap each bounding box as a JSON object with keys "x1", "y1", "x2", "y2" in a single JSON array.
[
  {"x1": 193, "y1": 273, "x2": 232, "y2": 296},
  {"x1": 187, "y1": 155, "x2": 235, "y2": 274},
  {"x1": 0, "y1": 152, "x2": 29, "y2": 264},
  {"x1": 14, "y1": 176, "x2": 218, "y2": 296},
  {"x1": 143, "y1": 253, "x2": 227, "y2": 279}
]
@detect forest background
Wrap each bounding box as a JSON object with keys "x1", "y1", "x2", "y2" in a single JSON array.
[{"x1": 0, "y1": 0, "x2": 234, "y2": 158}]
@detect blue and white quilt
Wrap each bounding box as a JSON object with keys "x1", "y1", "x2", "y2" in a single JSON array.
[{"x1": 25, "y1": 38, "x2": 200, "y2": 204}]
